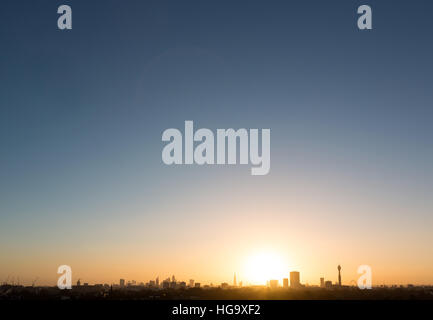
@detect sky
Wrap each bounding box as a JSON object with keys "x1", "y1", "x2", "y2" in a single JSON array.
[{"x1": 1, "y1": 0, "x2": 433, "y2": 286}]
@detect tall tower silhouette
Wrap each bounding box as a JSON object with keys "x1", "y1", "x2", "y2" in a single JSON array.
[
  {"x1": 337, "y1": 265, "x2": 342, "y2": 286},
  {"x1": 233, "y1": 273, "x2": 237, "y2": 287}
]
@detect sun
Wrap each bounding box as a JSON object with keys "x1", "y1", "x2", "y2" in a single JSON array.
[{"x1": 243, "y1": 251, "x2": 288, "y2": 285}]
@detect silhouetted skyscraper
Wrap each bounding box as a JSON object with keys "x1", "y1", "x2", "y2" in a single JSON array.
[
  {"x1": 338, "y1": 265, "x2": 342, "y2": 286},
  {"x1": 233, "y1": 273, "x2": 237, "y2": 287},
  {"x1": 162, "y1": 280, "x2": 170, "y2": 289},
  {"x1": 283, "y1": 278, "x2": 289, "y2": 288},
  {"x1": 320, "y1": 277, "x2": 325, "y2": 288},
  {"x1": 290, "y1": 271, "x2": 300, "y2": 288}
]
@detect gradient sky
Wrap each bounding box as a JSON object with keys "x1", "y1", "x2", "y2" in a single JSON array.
[{"x1": 1, "y1": 0, "x2": 433, "y2": 286}]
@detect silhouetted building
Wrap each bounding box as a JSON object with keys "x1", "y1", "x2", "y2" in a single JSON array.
[
  {"x1": 189, "y1": 279, "x2": 194, "y2": 288},
  {"x1": 325, "y1": 280, "x2": 332, "y2": 288},
  {"x1": 283, "y1": 278, "x2": 289, "y2": 288},
  {"x1": 338, "y1": 265, "x2": 342, "y2": 286},
  {"x1": 194, "y1": 283, "x2": 201, "y2": 288},
  {"x1": 234, "y1": 273, "x2": 237, "y2": 287},
  {"x1": 162, "y1": 280, "x2": 170, "y2": 289},
  {"x1": 119, "y1": 279, "x2": 125, "y2": 287},
  {"x1": 290, "y1": 271, "x2": 300, "y2": 288},
  {"x1": 320, "y1": 277, "x2": 325, "y2": 288}
]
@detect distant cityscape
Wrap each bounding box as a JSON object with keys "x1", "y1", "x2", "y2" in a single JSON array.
[
  {"x1": 1, "y1": 265, "x2": 433, "y2": 300},
  {"x1": 1, "y1": 265, "x2": 344, "y2": 290}
]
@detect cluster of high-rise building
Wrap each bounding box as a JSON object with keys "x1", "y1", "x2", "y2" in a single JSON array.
[
  {"x1": 267, "y1": 265, "x2": 343, "y2": 289},
  {"x1": 73, "y1": 265, "x2": 343, "y2": 290},
  {"x1": 113, "y1": 275, "x2": 202, "y2": 290},
  {"x1": 269, "y1": 271, "x2": 301, "y2": 289}
]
